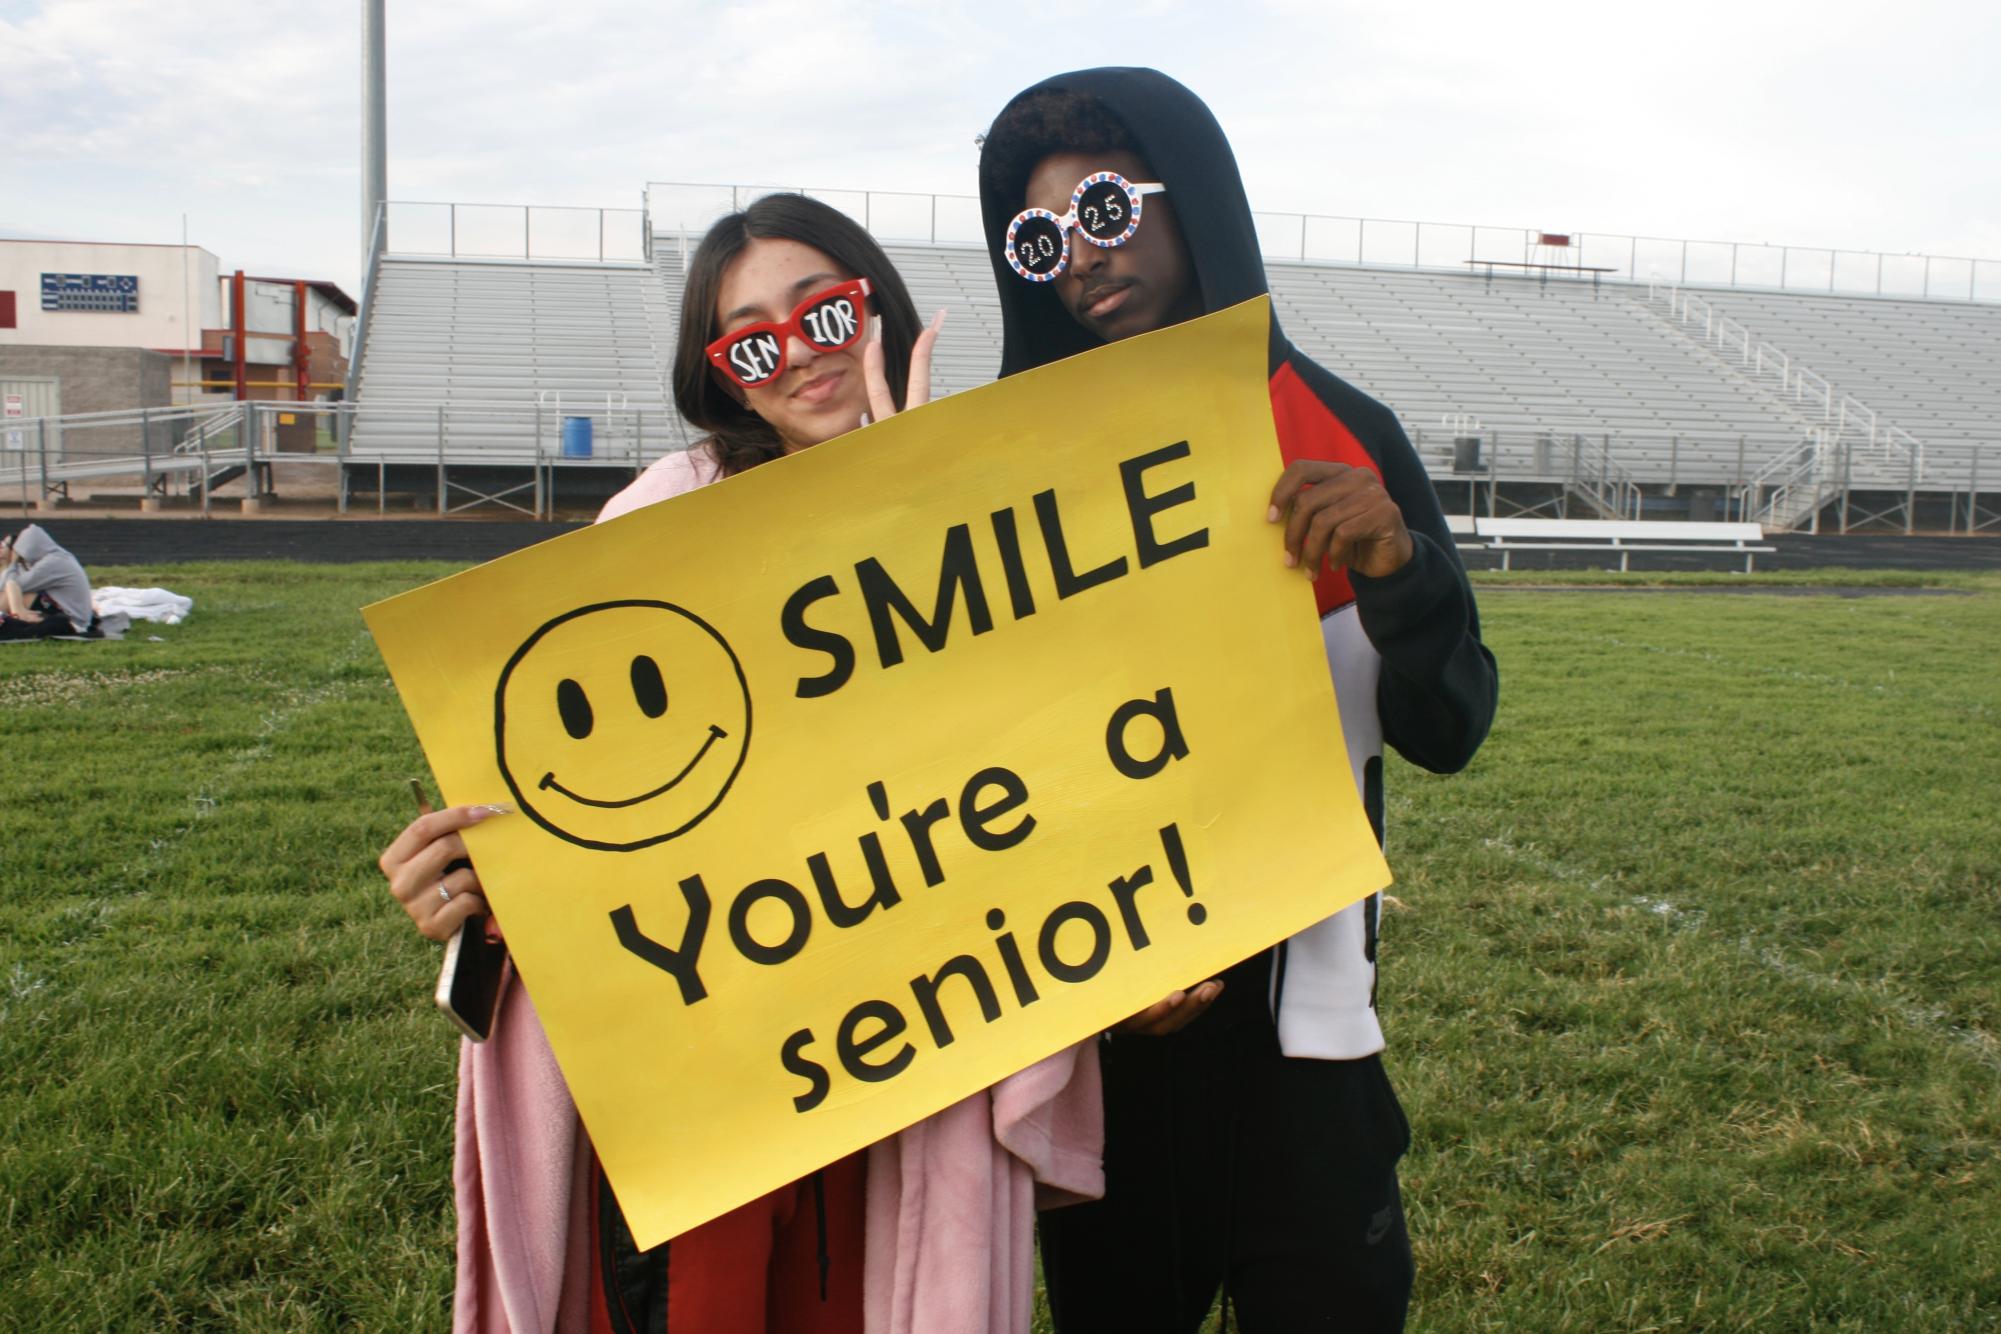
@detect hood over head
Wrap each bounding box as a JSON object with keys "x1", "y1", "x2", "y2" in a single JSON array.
[
  {"x1": 5, "y1": 523, "x2": 94, "y2": 633},
  {"x1": 11, "y1": 523, "x2": 59, "y2": 564},
  {"x1": 978, "y1": 67, "x2": 1278, "y2": 377}
]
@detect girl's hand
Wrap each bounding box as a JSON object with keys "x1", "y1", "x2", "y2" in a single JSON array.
[
  {"x1": 378, "y1": 804, "x2": 510, "y2": 942},
  {"x1": 861, "y1": 308, "x2": 946, "y2": 425},
  {"x1": 1112, "y1": 978, "x2": 1224, "y2": 1037}
]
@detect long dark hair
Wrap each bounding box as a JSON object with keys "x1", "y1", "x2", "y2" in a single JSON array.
[{"x1": 672, "y1": 194, "x2": 922, "y2": 477}]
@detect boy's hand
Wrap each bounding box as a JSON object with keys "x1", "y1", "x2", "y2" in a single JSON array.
[
  {"x1": 1112, "y1": 978, "x2": 1224, "y2": 1037},
  {"x1": 1267, "y1": 460, "x2": 1414, "y2": 580}
]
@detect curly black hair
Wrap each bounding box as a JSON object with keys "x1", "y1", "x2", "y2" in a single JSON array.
[{"x1": 977, "y1": 88, "x2": 1139, "y2": 214}]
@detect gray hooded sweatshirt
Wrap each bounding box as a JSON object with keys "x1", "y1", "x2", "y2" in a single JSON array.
[{"x1": 6, "y1": 524, "x2": 94, "y2": 633}]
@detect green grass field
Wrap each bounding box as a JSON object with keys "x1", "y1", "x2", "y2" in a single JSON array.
[{"x1": 2, "y1": 561, "x2": 1996, "y2": 1331}]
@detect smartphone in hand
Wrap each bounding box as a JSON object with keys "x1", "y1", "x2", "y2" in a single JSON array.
[
  {"x1": 410, "y1": 779, "x2": 507, "y2": 1042},
  {"x1": 436, "y1": 915, "x2": 506, "y2": 1043}
]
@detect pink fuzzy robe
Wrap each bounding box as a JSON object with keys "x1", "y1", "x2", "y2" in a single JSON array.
[{"x1": 452, "y1": 447, "x2": 1104, "y2": 1334}]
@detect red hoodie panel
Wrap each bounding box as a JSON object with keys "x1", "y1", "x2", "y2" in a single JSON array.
[{"x1": 1268, "y1": 362, "x2": 1383, "y2": 618}]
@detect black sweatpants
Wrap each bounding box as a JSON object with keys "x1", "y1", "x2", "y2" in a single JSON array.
[
  {"x1": 0, "y1": 592, "x2": 76, "y2": 641},
  {"x1": 1039, "y1": 964, "x2": 1413, "y2": 1333}
]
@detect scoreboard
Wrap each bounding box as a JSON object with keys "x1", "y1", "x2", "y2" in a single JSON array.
[{"x1": 41, "y1": 273, "x2": 140, "y2": 313}]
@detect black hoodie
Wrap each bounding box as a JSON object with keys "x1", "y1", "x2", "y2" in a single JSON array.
[{"x1": 980, "y1": 68, "x2": 1498, "y2": 1059}]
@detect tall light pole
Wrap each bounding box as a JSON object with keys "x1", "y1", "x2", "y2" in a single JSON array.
[{"x1": 361, "y1": 0, "x2": 387, "y2": 268}]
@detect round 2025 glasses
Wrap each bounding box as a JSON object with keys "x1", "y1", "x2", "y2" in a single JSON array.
[
  {"x1": 706, "y1": 278, "x2": 873, "y2": 388},
  {"x1": 1004, "y1": 172, "x2": 1167, "y2": 283}
]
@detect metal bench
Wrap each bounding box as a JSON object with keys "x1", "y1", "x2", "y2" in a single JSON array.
[
  {"x1": 1474, "y1": 518, "x2": 1775, "y2": 572},
  {"x1": 1443, "y1": 514, "x2": 1486, "y2": 553}
]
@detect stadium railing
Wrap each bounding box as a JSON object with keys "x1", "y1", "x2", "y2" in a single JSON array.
[
  {"x1": 15, "y1": 397, "x2": 1989, "y2": 534},
  {"x1": 378, "y1": 201, "x2": 649, "y2": 265},
  {"x1": 330, "y1": 190, "x2": 1996, "y2": 531},
  {"x1": 1, "y1": 399, "x2": 685, "y2": 522},
  {"x1": 641, "y1": 181, "x2": 2001, "y2": 304},
  {"x1": 1651, "y1": 280, "x2": 1926, "y2": 475},
  {"x1": 2, "y1": 401, "x2": 315, "y2": 516}
]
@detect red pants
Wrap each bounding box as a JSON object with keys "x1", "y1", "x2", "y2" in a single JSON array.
[{"x1": 588, "y1": 1151, "x2": 865, "y2": 1334}]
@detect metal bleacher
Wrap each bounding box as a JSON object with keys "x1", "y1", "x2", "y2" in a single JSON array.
[
  {"x1": 875, "y1": 246, "x2": 1840, "y2": 508},
  {"x1": 877, "y1": 241, "x2": 1818, "y2": 476},
  {"x1": 874, "y1": 247, "x2": 1996, "y2": 526},
  {"x1": 1264, "y1": 264, "x2": 1818, "y2": 484},
  {"x1": 348, "y1": 257, "x2": 690, "y2": 467},
  {"x1": 650, "y1": 239, "x2": 689, "y2": 361},
  {"x1": 1666, "y1": 288, "x2": 2001, "y2": 462},
  {"x1": 340, "y1": 197, "x2": 1996, "y2": 529},
  {"x1": 875, "y1": 243, "x2": 1009, "y2": 400}
]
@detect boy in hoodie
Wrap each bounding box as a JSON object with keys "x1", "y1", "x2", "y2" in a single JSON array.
[
  {"x1": 1, "y1": 524, "x2": 97, "y2": 640},
  {"x1": 977, "y1": 70, "x2": 1499, "y2": 1331}
]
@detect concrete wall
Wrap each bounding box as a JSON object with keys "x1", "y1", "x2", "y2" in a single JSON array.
[
  {"x1": 0, "y1": 344, "x2": 175, "y2": 459},
  {"x1": 0, "y1": 241, "x2": 221, "y2": 353},
  {"x1": 0, "y1": 345, "x2": 171, "y2": 415}
]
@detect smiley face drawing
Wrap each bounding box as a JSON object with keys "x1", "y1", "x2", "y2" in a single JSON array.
[{"x1": 495, "y1": 601, "x2": 751, "y2": 852}]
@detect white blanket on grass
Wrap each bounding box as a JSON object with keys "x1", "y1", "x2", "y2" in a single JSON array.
[{"x1": 93, "y1": 587, "x2": 193, "y2": 625}]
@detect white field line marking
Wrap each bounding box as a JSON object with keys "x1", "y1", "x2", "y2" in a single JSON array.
[
  {"x1": 7, "y1": 633, "x2": 380, "y2": 1018},
  {"x1": 1591, "y1": 633, "x2": 1994, "y2": 719},
  {"x1": 0, "y1": 666, "x2": 208, "y2": 709},
  {"x1": 1593, "y1": 635, "x2": 1909, "y2": 699},
  {"x1": 1481, "y1": 836, "x2": 2001, "y2": 1072},
  {"x1": 0, "y1": 962, "x2": 50, "y2": 1028},
  {"x1": 98, "y1": 631, "x2": 376, "y2": 901},
  {"x1": 0, "y1": 663, "x2": 296, "y2": 709}
]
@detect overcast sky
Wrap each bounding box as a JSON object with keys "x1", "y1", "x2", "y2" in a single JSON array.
[{"x1": 4, "y1": 0, "x2": 1996, "y2": 298}]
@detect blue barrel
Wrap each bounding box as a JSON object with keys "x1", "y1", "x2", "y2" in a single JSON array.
[{"x1": 561, "y1": 415, "x2": 593, "y2": 459}]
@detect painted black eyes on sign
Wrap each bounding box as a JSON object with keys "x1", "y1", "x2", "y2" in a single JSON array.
[
  {"x1": 781, "y1": 440, "x2": 1211, "y2": 700},
  {"x1": 493, "y1": 602, "x2": 753, "y2": 852},
  {"x1": 556, "y1": 655, "x2": 669, "y2": 739},
  {"x1": 486, "y1": 442, "x2": 1204, "y2": 852}
]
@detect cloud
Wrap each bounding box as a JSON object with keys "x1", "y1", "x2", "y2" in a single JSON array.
[{"x1": 2, "y1": 0, "x2": 1996, "y2": 297}]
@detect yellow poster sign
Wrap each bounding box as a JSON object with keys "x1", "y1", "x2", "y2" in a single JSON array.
[{"x1": 364, "y1": 297, "x2": 1390, "y2": 1248}]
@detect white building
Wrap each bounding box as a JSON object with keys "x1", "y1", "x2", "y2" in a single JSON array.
[
  {"x1": 0, "y1": 239, "x2": 221, "y2": 361},
  {"x1": 1, "y1": 239, "x2": 354, "y2": 432}
]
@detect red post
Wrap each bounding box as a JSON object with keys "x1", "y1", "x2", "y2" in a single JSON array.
[
  {"x1": 293, "y1": 279, "x2": 310, "y2": 402},
  {"x1": 230, "y1": 270, "x2": 248, "y2": 401}
]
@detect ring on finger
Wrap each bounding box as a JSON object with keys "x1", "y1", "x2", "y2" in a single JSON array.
[{"x1": 438, "y1": 880, "x2": 453, "y2": 904}]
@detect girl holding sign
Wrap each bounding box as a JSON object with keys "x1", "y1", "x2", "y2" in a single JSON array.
[{"x1": 377, "y1": 195, "x2": 1103, "y2": 1334}]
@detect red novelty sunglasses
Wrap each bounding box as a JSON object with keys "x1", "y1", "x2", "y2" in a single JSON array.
[{"x1": 706, "y1": 278, "x2": 873, "y2": 388}]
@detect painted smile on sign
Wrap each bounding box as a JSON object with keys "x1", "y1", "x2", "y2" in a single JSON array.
[
  {"x1": 538, "y1": 723, "x2": 728, "y2": 808},
  {"x1": 495, "y1": 601, "x2": 752, "y2": 851}
]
